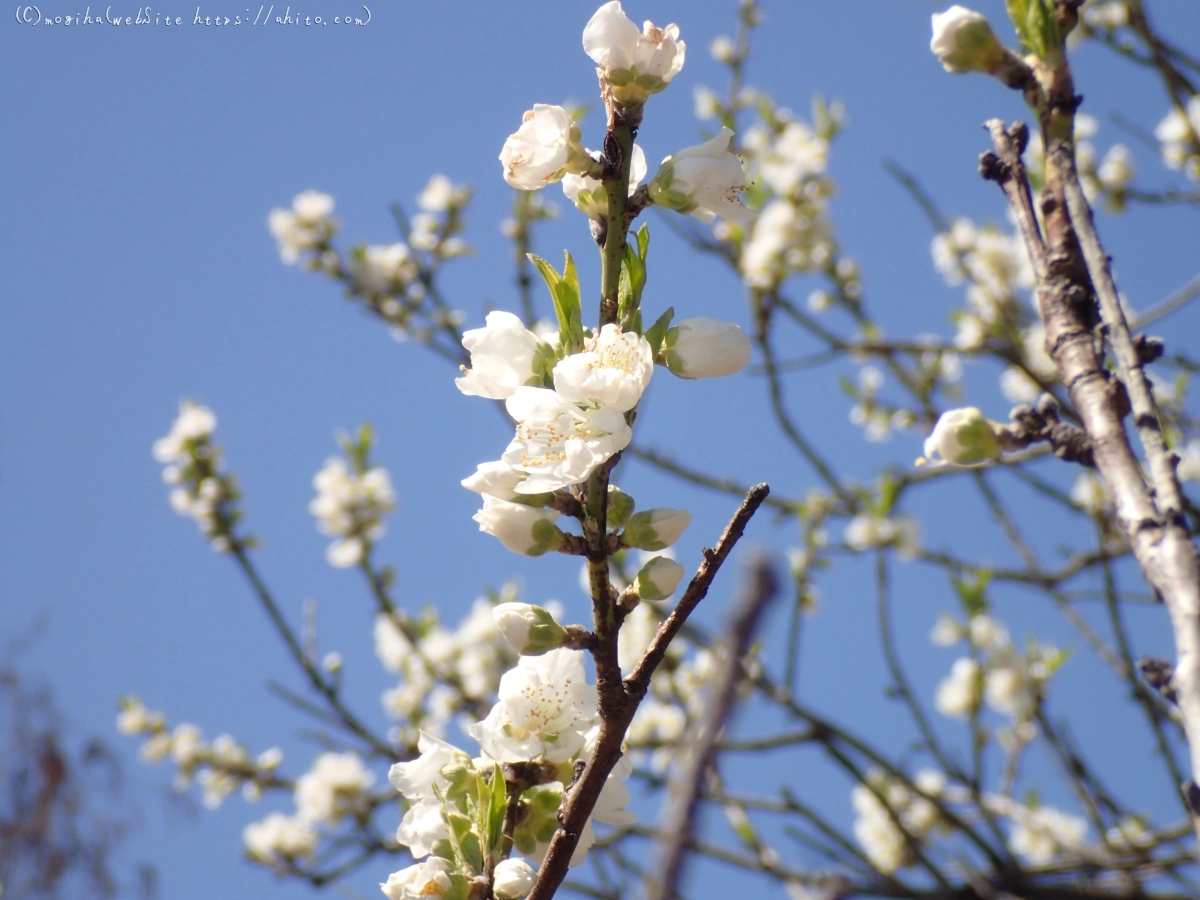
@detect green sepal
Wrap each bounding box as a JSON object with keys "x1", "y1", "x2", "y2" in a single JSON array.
[
  {"x1": 449, "y1": 811, "x2": 483, "y2": 874},
  {"x1": 643, "y1": 306, "x2": 674, "y2": 360}
]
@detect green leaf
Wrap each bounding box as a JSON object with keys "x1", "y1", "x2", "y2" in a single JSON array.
[
  {"x1": 643, "y1": 306, "x2": 674, "y2": 359},
  {"x1": 527, "y1": 253, "x2": 583, "y2": 351},
  {"x1": 1005, "y1": 0, "x2": 1058, "y2": 58},
  {"x1": 486, "y1": 764, "x2": 508, "y2": 858},
  {"x1": 949, "y1": 570, "x2": 992, "y2": 619},
  {"x1": 876, "y1": 473, "x2": 897, "y2": 516}
]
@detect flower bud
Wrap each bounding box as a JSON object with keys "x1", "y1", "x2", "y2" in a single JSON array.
[
  {"x1": 930, "y1": 6, "x2": 1006, "y2": 74},
  {"x1": 920, "y1": 407, "x2": 1000, "y2": 466},
  {"x1": 649, "y1": 128, "x2": 753, "y2": 223},
  {"x1": 562, "y1": 144, "x2": 647, "y2": 219},
  {"x1": 493, "y1": 858, "x2": 538, "y2": 900},
  {"x1": 500, "y1": 105, "x2": 590, "y2": 192},
  {"x1": 473, "y1": 495, "x2": 565, "y2": 557},
  {"x1": 621, "y1": 508, "x2": 692, "y2": 551},
  {"x1": 633, "y1": 556, "x2": 686, "y2": 600},
  {"x1": 664, "y1": 317, "x2": 752, "y2": 379},
  {"x1": 493, "y1": 603, "x2": 569, "y2": 656},
  {"x1": 606, "y1": 485, "x2": 636, "y2": 530}
]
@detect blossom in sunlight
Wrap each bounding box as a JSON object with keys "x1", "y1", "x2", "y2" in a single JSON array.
[
  {"x1": 562, "y1": 144, "x2": 647, "y2": 219},
  {"x1": 1155, "y1": 96, "x2": 1200, "y2": 181},
  {"x1": 294, "y1": 751, "x2": 375, "y2": 825},
  {"x1": 663, "y1": 317, "x2": 752, "y2": 379},
  {"x1": 843, "y1": 514, "x2": 919, "y2": 560},
  {"x1": 417, "y1": 174, "x2": 469, "y2": 213},
  {"x1": 473, "y1": 494, "x2": 565, "y2": 556},
  {"x1": 456, "y1": 311, "x2": 543, "y2": 400},
  {"x1": 500, "y1": 104, "x2": 591, "y2": 191},
  {"x1": 347, "y1": 243, "x2": 418, "y2": 296},
  {"x1": 650, "y1": 127, "x2": 753, "y2": 222},
  {"x1": 920, "y1": 407, "x2": 1001, "y2": 467},
  {"x1": 502, "y1": 387, "x2": 633, "y2": 494},
  {"x1": 935, "y1": 658, "x2": 980, "y2": 718},
  {"x1": 380, "y1": 857, "x2": 461, "y2": 900},
  {"x1": 468, "y1": 649, "x2": 597, "y2": 763},
  {"x1": 461, "y1": 459, "x2": 531, "y2": 501},
  {"x1": 851, "y1": 769, "x2": 945, "y2": 873},
  {"x1": 153, "y1": 401, "x2": 217, "y2": 462},
  {"x1": 929, "y1": 6, "x2": 1005, "y2": 75},
  {"x1": 1009, "y1": 805, "x2": 1088, "y2": 864},
  {"x1": 389, "y1": 732, "x2": 474, "y2": 857},
  {"x1": 243, "y1": 812, "x2": 318, "y2": 863},
  {"x1": 1097, "y1": 144, "x2": 1135, "y2": 194},
  {"x1": 552, "y1": 325, "x2": 655, "y2": 413},
  {"x1": 582, "y1": 1, "x2": 686, "y2": 108},
  {"x1": 309, "y1": 457, "x2": 397, "y2": 567},
  {"x1": 268, "y1": 190, "x2": 336, "y2": 263},
  {"x1": 493, "y1": 858, "x2": 538, "y2": 900}
]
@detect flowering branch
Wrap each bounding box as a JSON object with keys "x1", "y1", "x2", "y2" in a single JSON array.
[{"x1": 527, "y1": 483, "x2": 769, "y2": 900}]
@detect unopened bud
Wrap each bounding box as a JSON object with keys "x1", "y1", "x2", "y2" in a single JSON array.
[
  {"x1": 930, "y1": 6, "x2": 1006, "y2": 74},
  {"x1": 634, "y1": 556, "x2": 686, "y2": 600},
  {"x1": 493, "y1": 603, "x2": 569, "y2": 656},
  {"x1": 920, "y1": 407, "x2": 1000, "y2": 466},
  {"x1": 607, "y1": 485, "x2": 636, "y2": 530},
  {"x1": 621, "y1": 508, "x2": 692, "y2": 551}
]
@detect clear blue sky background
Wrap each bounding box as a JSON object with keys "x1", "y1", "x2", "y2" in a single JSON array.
[{"x1": 3, "y1": 1, "x2": 1199, "y2": 898}]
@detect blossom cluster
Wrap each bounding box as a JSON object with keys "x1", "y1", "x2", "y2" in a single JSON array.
[
  {"x1": 117, "y1": 698, "x2": 283, "y2": 810},
  {"x1": 309, "y1": 430, "x2": 397, "y2": 567},
  {"x1": 931, "y1": 611, "x2": 1068, "y2": 741},
  {"x1": 268, "y1": 177, "x2": 470, "y2": 342},
  {"x1": 381, "y1": 648, "x2": 635, "y2": 897},
  {"x1": 153, "y1": 400, "x2": 241, "y2": 552},
  {"x1": 850, "y1": 767, "x2": 1092, "y2": 872},
  {"x1": 1155, "y1": 95, "x2": 1200, "y2": 182},
  {"x1": 374, "y1": 593, "x2": 520, "y2": 747}
]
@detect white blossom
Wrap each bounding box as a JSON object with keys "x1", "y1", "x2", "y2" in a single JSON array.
[
  {"x1": 843, "y1": 514, "x2": 919, "y2": 560},
  {"x1": 294, "y1": 751, "x2": 374, "y2": 825},
  {"x1": 650, "y1": 127, "x2": 752, "y2": 222},
  {"x1": 380, "y1": 857, "x2": 457, "y2": 900},
  {"x1": 1097, "y1": 144, "x2": 1135, "y2": 193},
  {"x1": 500, "y1": 104, "x2": 590, "y2": 191},
  {"x1": 582, "y1": 1, "x2": 686, "y2": 108},
  {"x1": 461, "y1": 459, "x2": 531, "y2": 501},
  {"x1": 1154, "y1": 96, "x2": 1200, "y2": 180},
  {"x1": 935, "y1": 658, "x2": 980, "y2": 718},
  {"x1": 664, "y1": 317, "x2": 752, "y2": 379},
  {"x1": 243, "y1": 812, "x2": 318, "y2": 862},
  {"x1": 472, "y1": 494, "x2": 564, "y2": 557},
  {"x1": 456, "y1": 311, "x2": 543, "y2": 400},
  {"x1": 417, "y1": 174, "x2": 468, "y2": 213},
  {"x1": 268, "y1": 190, "x2": 335, "y2": 264},
  {"x1": 468, "y1": 649, "x2": 597, "y2": 763},
  {"x1": 348, "y1": 243, "x2": 418, "y2": 295},
  {"x1": 502, "y1": 387, "x2": 632, "y2": 494},
  {"x1": 552, "y1": 325, "x2": 654, "y2": 413},
  {"x1": 153, "y1": 401, "x2": 217, "y2": 463},
  {"x1": 562, "y1": 144, "x2": 646, "y2": 219},
  {"x1": 930, "y1": 614, "x2": 963, "y2": 647},
  {"x1": 309, "y1": 457, "x2": 397, "y2": 567},
  {"x1": 1009, "y1": 806, "x2": 1088, "y2": 864}
]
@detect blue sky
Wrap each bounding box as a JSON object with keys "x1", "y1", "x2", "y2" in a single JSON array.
[{"x1": 3, "y1": 1, "x2": 1199, "y2": 898}]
